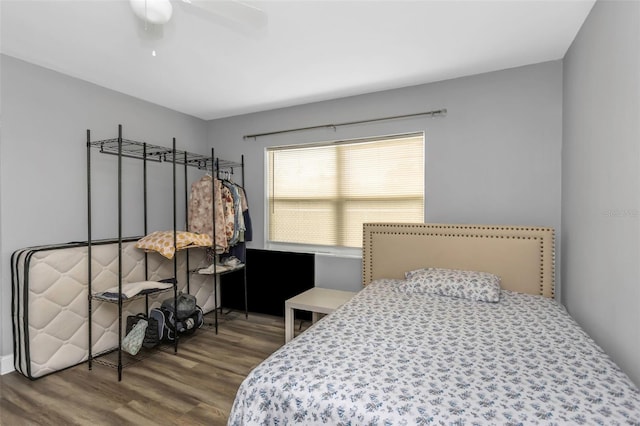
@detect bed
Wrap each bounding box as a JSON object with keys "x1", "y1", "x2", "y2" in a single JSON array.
[{"x1": 228, "y1": 223, "x2": 640, "y2": 425}]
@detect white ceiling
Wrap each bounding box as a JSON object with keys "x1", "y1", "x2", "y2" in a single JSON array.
[{"x1": 1, "y1": 0, "x2": 595, "y2": 120}]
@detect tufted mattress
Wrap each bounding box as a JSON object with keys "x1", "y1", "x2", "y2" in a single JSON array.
[{"x1": 11, "y1": 238, "x2": 218, "y2": 379}]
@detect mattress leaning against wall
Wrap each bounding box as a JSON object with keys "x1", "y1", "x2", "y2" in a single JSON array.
[{"x1": 11, "y1": 238, "x2": 216, "y2": 379}]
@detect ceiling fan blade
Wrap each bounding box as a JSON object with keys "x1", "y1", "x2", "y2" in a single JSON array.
[{"x1": 181, "y1": 0, "x2": 267, "y2": 28}]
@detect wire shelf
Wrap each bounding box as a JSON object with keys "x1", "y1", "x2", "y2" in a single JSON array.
[{"x1": 89, "y1": 138, "x2": 242, "y2": 172}]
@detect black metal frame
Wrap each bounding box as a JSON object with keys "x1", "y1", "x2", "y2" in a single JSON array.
[
  {"x1": 211, "y1": 152, "x2": 248, "y2": 334},
  {"x1": 180, "y1": 148, "x2": 248, "y2": 334},
  {"x1": 87, "y1": 125, "x2": 184, "y2": 381},
  {"x1": 87, "y1": 125, "x2": 247, "y2": 379}
]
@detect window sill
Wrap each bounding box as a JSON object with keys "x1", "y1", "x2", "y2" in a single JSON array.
[{"x1": 264, "y1": 242, "x2": 362, "y2": 259}]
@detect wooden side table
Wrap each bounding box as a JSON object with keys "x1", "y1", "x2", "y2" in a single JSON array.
[{"x1": 284, "y1": 287, "x2": 356, "y2": 343}]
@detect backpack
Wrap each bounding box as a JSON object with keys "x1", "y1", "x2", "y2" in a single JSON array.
[
  {"x1": 161, "y1": 292, "x2": 197, "y2": 320},
  {"x1": 150, "y1": 305, "x2": 204, "y2": 342}
]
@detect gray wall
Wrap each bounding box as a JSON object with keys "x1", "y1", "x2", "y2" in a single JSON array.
[
  {"x1": 0, "y1": 55, "x2": 208, "y2": 364},
  {"x1": 562, "y1": 0, "x2": 640, "y2": 386},
  {"x1": 0, "y1": 55, "x2": 568, "y2": 374},
  {"x1": 208, "y1": 60, "x2": 563, "y2": 293}
]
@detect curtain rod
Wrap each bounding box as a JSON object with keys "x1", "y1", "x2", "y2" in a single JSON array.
[{"x1": 243, "y1": 108, "x2": 447, "y2": 140}]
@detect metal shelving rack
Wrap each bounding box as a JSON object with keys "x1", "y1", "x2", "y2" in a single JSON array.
[
  {"x1": 86, "y1": 125, "x2": 246, "y2": 380},
  {"x1": 187, "y1": 150, "x2": 247, "y2": 334}
]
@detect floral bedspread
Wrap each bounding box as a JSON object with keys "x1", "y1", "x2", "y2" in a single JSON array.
[{"x1": 228, "y1": 279, "x2": 640, "y2": 425}]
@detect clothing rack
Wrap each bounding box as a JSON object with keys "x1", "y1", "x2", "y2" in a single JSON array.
[
  {"x1": 87, "y1": 125, "x2": 245, "y2": 379},
  {"x1": 87, "y1": 125, "x2": 180, "y2": 381},
  {"x1": 171, "y1": 147, "x2": 246, "y2": 334},
  {"x1": 192, "y1": 151, "x2": 247, "y2": 334}
]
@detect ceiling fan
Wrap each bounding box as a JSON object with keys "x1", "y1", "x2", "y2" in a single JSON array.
[{"x1": 129, "y1": 0, "x2": 266, "y2": 29}]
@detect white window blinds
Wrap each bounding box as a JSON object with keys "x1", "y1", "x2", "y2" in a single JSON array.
[{"x1": 267, "y1": 132, "x2": 424, "y2": 248}]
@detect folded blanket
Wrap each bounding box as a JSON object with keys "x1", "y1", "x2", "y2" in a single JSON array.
[
  {"x1": 94, "y1": 280, "x2": 173, "y2": 300},
  {"x1": 135, "y1": 230, "x2": 213, "y2": 259}
]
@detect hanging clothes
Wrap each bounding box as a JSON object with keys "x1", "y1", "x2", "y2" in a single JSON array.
[
  {"x1": 189, "y1": 173, "x2": 253, "y2": 256},
  {"x1": 220, "y1": 182, "x2": 253, "y2": 263},
  {"x1": 220, "y1": 180, "x2": 236, "y2": 244},
  {"x1": 221, "y1": 179, "x2": 244, "y2": 246},
  {"x1": 239, "y1": 186, "x2": 253, "y2": 242},
  {"x1": 188, "y1": 175, "x2": 229, "y2": 253}
]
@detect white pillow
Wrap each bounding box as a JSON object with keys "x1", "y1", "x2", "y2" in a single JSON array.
[{"x1": 403, "y1": 267, "x2": 501, "y2": 302}]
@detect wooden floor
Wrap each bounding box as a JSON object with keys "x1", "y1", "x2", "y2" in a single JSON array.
[{"x1": 0, "y1": 311, "x2": 307, "y2": 426}]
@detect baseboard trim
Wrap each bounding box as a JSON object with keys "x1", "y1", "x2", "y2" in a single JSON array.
[{"x1": 1, "y1": 354, "x2": 15, "y2": 375}]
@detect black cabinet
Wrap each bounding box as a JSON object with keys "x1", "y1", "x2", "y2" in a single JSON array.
[{"x1": 221, "y1": 249, "x2": 314, "y2": 317}]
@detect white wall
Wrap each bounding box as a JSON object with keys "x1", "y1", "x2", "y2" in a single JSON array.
[
  {"x1": 562, "y1": 0, "x2": 640, "y2": 386},
  {"x1": 0, "y1": 55, "x2": 208, "y2": 365},
  {"x1": 208, "y1": 61, "x2": 563, "y2": 292}
]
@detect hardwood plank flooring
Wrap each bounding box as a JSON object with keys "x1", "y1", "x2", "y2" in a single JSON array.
[{"x1": 0, "y1": 312, "x2": 309, "y2": 426}]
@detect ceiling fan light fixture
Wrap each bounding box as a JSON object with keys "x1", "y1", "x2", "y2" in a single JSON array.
[{"x1": 130, "y1": 0, "x2": 173, "y2": 25}]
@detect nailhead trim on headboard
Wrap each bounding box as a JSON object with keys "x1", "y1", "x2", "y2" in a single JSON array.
[{"x1": 362, "y1": 223, "x2": 556, "y2": 298}]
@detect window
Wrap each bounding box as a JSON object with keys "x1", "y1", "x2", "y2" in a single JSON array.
[{"x1": 267, "y1": 132, "x2": 424, "y2": 249}]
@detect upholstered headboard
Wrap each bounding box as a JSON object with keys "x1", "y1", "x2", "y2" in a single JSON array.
[{"x1": 362, "y1": 223, "x2": 555, "y2": 298}]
